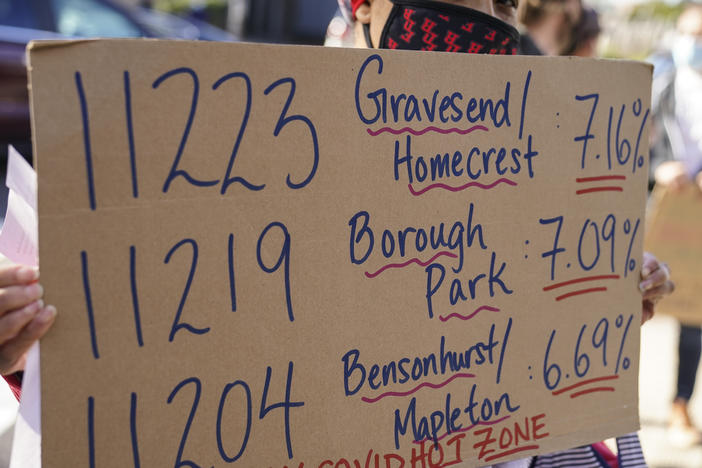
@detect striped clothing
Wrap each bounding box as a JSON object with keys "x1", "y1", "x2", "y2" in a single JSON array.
[{"x1": 490, "y1": 433, "x2": 646, "y2": 468}]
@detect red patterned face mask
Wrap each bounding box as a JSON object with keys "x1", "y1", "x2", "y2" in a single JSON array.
[{"x1": 369, "y1": 0, "x2": 520, "y2": 55}]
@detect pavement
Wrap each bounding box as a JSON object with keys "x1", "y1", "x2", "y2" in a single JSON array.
[{"x1": 639, "y1": 313, "x2": 702, "y2": 468}]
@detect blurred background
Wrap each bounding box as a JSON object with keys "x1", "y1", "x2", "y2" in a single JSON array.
[{"x1": 0, "y1": 0, "x2": 700, "y2": 467}]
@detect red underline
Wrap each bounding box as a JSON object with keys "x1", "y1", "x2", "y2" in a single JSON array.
[
  {"x1": 365, "y1": 251, "x2": 457, "y2": 278},
  {"x1": 408, "y1": 178, "x2": 517, "y2": 196},
  {"x1": 435, "y1": 459, "x2": 464, "y2": 468},
  {"x1": 576, "y1": 186, "x2": 623, "y2": 195},
  {"x1": 571, "y1": 386, "x2": 615, "y2": 398},
  {"x1": 552, "y1": 375, "x2": 619, "y2": 396},
  {"x1": 543, "y1": 274, "x2": 620, "y2": 291},
  {"x1": 413, "y1": 415, "x2": 511, "y2": 445},
  {"x1": 362, "y1": 372, "x2": 475, "y2": 404},
  {"x1": 439, "y1": 305, "x2": 500, "y2": 322},
  {"x1": 483, "y1": 444, "x2": 540, "y2": 463},
  {"x1": 576, "y1": 175, "x2": 626, "y2": 183},
  {"x1": 555, "y1": 287, "x2": 607, "y2": 301}
]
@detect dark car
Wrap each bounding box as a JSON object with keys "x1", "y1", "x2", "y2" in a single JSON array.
[
  {"x1": 0, "y1": 26, "x2": 54, "y2": 157},
  {"x1": 0, "y1": 0, "x2": 235, "y2": 41},
  {"x1": 0, "y1": 0, "x2": 235, "y2": 160}
]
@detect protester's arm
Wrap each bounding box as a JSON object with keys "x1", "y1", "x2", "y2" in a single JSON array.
[
  {"x1": 0, "y1": 263, "x2": 55, "y2": 375},
  {"x1": 640, "y1": 252, "x2": 673, "y2": 324},
  {"x1": 654, "y1": 160, "x2": 693, "y2": 191}
]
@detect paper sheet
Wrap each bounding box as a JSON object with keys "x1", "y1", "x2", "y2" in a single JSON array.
[
  {"x1": 6, "y1": 146, "x2": 37, "y2": 211},
  {"x1": 0, "y1": 147, "x2": 38, "y2": 266},
  {"x1": 0, "y1": 191, "x2": 38, "y2": 267},
  {"x1": 9, "y1": 343, "x2": 40, "y2": 468},
  {"x1": 0, "y1": 146, "x2": 41, "y2": 468}
]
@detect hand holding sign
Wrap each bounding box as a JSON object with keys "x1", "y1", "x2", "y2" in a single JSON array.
[{"x1": 0, "y1": 264, "x2": 52, "y2": 375}]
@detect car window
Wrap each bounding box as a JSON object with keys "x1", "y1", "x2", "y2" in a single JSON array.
[
  {"x1": 0, "y1": 0, "x2": 42, "y2": 30},
  {"x1": 52, "y1": 0, "x2": 143, "y2": 37}
]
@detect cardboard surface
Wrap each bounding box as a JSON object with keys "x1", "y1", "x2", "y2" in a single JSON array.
[
  {"x1": 28, "y1": 40, "x2": 651, "y2": 467},
  {"x1": 645, "y1": 186, "x2": 702, "y2": 325}
]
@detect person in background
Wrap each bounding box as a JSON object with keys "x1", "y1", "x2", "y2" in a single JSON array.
[
  {"x1": 339, "y1": 0, "x2": 672, "y2": 466},
  {"x1": 518, "y1": 0, "x2": 582, "y2": 55},
  {"x1": 649, "y1": 2, "x2": 702, "y2": 448},
  {"x1": 567, "y1": 5, "x2": 600, "y2": 57}
]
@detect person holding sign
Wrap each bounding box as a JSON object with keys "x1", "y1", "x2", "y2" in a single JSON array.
[
  {"x1": 0, "y1": 1, "x2": 674, "y2": 465},
  {"x1": 340, "y1": 0, "x2": 670, "y2": 321},
  {"x1": 339, "y1": 0, "x2": 673, "y2": 465},
  {"x1": 649, "y1": 3, "x2": 702, "y2": 448}
]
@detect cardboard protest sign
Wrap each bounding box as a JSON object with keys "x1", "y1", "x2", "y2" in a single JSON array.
[
  {"x1": 28, "y1": 40, "x2": 651, "y2": 467},
  {"x1": 645, "y1": 186, "x2": 702, "y2": 325}
]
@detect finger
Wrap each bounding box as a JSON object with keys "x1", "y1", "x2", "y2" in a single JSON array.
[
  {"x1": 640, "y1": 252, "x2": 660, "y2": 278},
  {"x1": 642, "y1": 280, "x2": 675, "y2": 301},
  {"x1": 640, "y1": 262, "x2": 670, "y2": 290},
  {"x1": 0, "y1": 283, "x2": 43, "y2": 318},
  {"x1": 0, "y1": 265, "x2": 39, "y2": 288},
  {"x1": 0, "y1": 305, "x2": 56, "y2": 375},
  {"x1": 641, "y1": 300, "x2": 654, "y2": 325},
  {"x1": 639, "y1": 269, "x2": 670, "y2": 292},
  {"x1": 0, "y1": 300, "x2": 43, "y2": 343},
  {"x1": 5, "y1": 352, "x2": 27, "y2": 375},
  {"x1": 670, "y1": 174, "x2": 691, "y2": 192}
]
